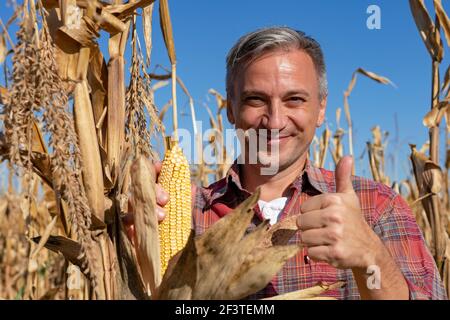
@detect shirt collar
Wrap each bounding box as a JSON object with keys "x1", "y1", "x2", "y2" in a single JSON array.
[{"x1": 209, "y1": 156, "x2": 331, "y2": 204}]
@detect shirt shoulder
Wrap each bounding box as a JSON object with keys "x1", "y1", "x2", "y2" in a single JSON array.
[{"x1": 191, "y1": 176, "x2": 230, "y2": 235}]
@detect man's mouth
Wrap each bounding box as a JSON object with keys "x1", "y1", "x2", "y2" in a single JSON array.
[{"x1": 266, "y1": 135, "x2": 290, "y2": 145}]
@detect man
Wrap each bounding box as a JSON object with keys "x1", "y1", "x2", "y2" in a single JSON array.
[{"x1": 127, "y1": 27, "x2": 447, "y2": 299}]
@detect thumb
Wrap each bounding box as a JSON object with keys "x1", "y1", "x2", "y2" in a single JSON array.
[{"x1": 335, "y1": 156, "x2": 354, "y2": 193}]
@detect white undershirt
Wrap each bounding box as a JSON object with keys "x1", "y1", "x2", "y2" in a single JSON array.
[{"x1": 257, "y1": 197, "x2": 288, "y2": 225}]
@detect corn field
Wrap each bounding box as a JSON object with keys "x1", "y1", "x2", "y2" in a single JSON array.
[{"x1": 0, "y1": 0, "x2": 449, "y2": 300}]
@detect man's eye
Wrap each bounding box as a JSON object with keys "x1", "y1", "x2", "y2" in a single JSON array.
[
  {"x1": 246, "y1": 96, "x2": 263, "y2": 102},
  {"x1": 244, "y1": 96, "x2": 265, "y2": 105},
  {"x1": 289, "y1": 96, "x2": 306, "y2": 102}
]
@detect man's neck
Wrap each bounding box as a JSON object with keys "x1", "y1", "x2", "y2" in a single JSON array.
[{"x1": 240, "y1": 154, "x2": 307, "y2": 202}]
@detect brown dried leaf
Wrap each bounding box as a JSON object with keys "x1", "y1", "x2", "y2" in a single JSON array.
[
  {"x1": 259, "y1": 214, "x2": 299, "y2": 248},
  {"x1": 423, "y1": 160, "x2": 443, "y2": 194},
  {"x1": 94, "y1": 9, "x2": 127, "y2": 34},
  {"x1": 442, "y1": 64, "x2": 450, "y2": 94},
  {"x1": 159, "y1": 0, "x2": 176, "y2": 65},
  {"x1": 59, "y1": 16, "x2": 98, "y2": 47},
  {"x1": 423, "y1": 101, "x2": 448, "y2": 128},
  {"x1": 409, "y1": 0, "x2": 442, "y2": 61},
  {"x1": 224, "y1": 245, "x2": 300, "y2": 299},
  {"x1": 31, "y1": 235, "x2": 84, "y2": 267},
  {"x1": 31, "y1": 216, "x2": 58, "y2": 259},
  {"x1": 262, "y1": 281, "x2": 345, "y2": 300},
  {"x1": 106, "y1": 0, "x2": 156, "y2": 19},
  {"x1": 434, "y1": 0, "x2": 450, "y2": 47},
  {"x1": 130, "y1": 156, "x2": 161, "y2": 297},
  {"x1": 356, "y1": 68, "x2": 394, "y2": 86},
  {"x1": 194, "y1": 218, "x2": 271, "y2": 299},
  {"x1": 46, "y1": 7, "x2": 80, "y2": 81},
  {"x1": 156, "y1": 231, "x2": 198, "y2": 300},
  {"x1": 0, "y1": 86, "x2": 9, "y2": 104},
  {"x1": 107, "y1": 57, "x2": 126, "y2": 183},
  {"x1": 142, "y1": 3, "x2": 154, "y2": 66},
  {"x1": 410, "y1": 144, "x2": 429, "y2": 194},
  {"x1": 0, "y1": 33, "x2": 6, "y2": 64},
  {"x1": 74, "y1": 82, "x2": 105, "y2": 222}
]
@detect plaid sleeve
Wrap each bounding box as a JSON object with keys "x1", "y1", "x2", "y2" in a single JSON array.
[{"x1": 372, "y1": 187, "x2": 447, "y2": 300}]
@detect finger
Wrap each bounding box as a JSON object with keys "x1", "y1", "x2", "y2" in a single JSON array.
[
  {"x1": 300, "y1": 228, "x2": 334, "y2": 247},
  {"x1": 306, "y1": 245, "x2": 332, "y2": 263},
  {"x1": 156, "y1": 206, "x2": 166, "y2": 222},
  {"x1": 153, "y1": 161, "x2": 163, "y2": 176},
  {"x1": 156, "y1": 183, "x2": 169, "y2": 206},
  {"x1": 300, "y1": 195, "x2": 327, "y2": 213},
  {"x1": 296, "y1": 209, "x2": 327, "y2": 230},
  {"x1": 335, "y1": 156, "x2": 354, "y2": 194}
]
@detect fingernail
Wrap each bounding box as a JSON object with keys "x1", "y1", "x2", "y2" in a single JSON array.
[
  {"x1": 157, "y1": 207, "x2": 166, "y2": 219},
  {"x1": 158, "y1": 189, "x2": 169, "y2": 202}
]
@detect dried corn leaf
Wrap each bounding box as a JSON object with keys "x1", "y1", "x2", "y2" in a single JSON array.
[
  {"x1": 94, "y1": 10, "x2": 127, "y2": 34},
  {"x1": 32, "y1": 121, "x2": 48, "y2": 154},
  {"x1": 223, "y1": 244, "x2": 300, "y2": 300},
  {"x1": 423, "y1": 160, "x2": 443, "y2": 194},
  {"x1": 159, "y1": 0, "x2": 176, "y2": 65},
  {"x1": 46, "y1": 7, "x2": 80, "y2": 81},
  {"x1": 130, "y1": 156, "x2": 161, "y2": 297},
  {"x1": 262, "y1": 281, "x2": 345, "y2": 300},
  {"x1": 142, "y1": 3, "x2": 154, "y2": 66},
  {"x1": 443, "y1": 64, "x2": 450, "y2": 94},
  {"x1": 87, "y1": 45, "x2": 108, "y2": 140},
  {"x1": 106, "y1": 0, "x2": 156, "y2": 19},
  {"x1": 116, "y1": 215, "x2": 148, "y2": 300},
  {"x1": 355, "y1": 68, "x2": 394, "y2": 86},
  {"x1": 74, "y1": 81, "x2": 105, "y2": 222},
  {"x1": 158, "y1": 188, "x2": 302, "y2": 300},
  {"x1": 423, "y1": 102, "x2": 448, "y2": 128},
  {"x1": 0, "y1": 136, "x2": 53, "y2": 186},
  {"x1": 39, "y1": 288, "x2": 61, "y2": 300},
  {"x1": 410, "y1": 144, "x2": 428, "y2": 193},
  {"x1": 0, "y1": 86, "x2": 9, "y2": 104},
  {"x1": 156, "y1": 231, "x2": 198, "y2": 300},
  {"x1": 59, "y1": 16, "x2": 98, "y2": 47},
  {"x1": 434, "y1": 0, "x2": 450, "y2": 47},
  {"x1": 259, "y1": 214, "x2": 298, "y2": 248},
  {"x1": 107, "y1": 57, "x2": 126, "y2": 183},
  {"x1": 32, "y1": 235, "x2": 83, "y2": 267},
  {"x1": 194, "y1": 218, "x2": 271, "y2": 299},
  {"x1": 31, "y1": 216, "x2": 58, "y2": 259},
  {"x1": 0, "y1": 33, "x2": 6, "y2": 64},
  {"x1": 409, "y1": 0, "x2": 442, "y2": 61}
]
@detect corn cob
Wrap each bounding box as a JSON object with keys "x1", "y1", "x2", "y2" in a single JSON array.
[{"x1": 157, "y1": 141, "x2": 192, "y2": 274}]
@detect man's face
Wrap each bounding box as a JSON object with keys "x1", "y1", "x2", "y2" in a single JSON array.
[{"x1": 227, "y1": 49, "x2": 327, "y2": 172}]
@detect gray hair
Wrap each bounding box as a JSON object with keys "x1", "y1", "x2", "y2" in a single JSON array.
[{"x1": 226, "y1": 26, "x2": 328, "y2": 100}]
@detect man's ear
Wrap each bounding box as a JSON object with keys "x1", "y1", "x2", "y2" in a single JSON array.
[
  {"x1": 226, "y1": 93, "x2": 236, "y2": 125},
  {"x1": 316, "y1": 95, "x2": 327, "y2": 127}
]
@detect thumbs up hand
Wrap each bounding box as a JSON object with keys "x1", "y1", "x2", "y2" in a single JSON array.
[{"x1": 296, "y1": 156, "x2": 383, "y2": 270}]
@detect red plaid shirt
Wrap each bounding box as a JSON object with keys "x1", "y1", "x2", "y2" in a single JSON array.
[{"x1": 192, "y1": 160, "x2": 447, "y2": 300}]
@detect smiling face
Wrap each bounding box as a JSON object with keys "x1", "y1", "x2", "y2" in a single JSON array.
[{"x1": 227, "y1": 49, "x2": 327, "y2": 173}]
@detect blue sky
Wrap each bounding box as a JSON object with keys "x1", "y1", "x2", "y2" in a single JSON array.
[
  {"x1": 146, "y1": 0, "x2": 449, "y2": 181},
  {"x1": 1, "y1": 0, "x2": 449, "y2": 184}
]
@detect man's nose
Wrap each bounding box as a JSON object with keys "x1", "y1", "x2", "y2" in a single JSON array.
[{"x1": 263, "y1": 100, "x2": 287, "y2": 130}]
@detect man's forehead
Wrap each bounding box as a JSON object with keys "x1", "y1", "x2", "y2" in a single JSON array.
[{"x1": 234, "y1": 51, "x2": 318, "y2": 89}]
